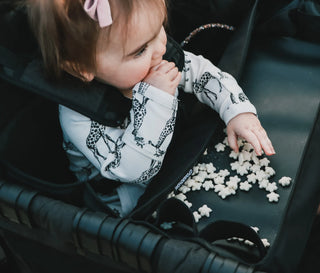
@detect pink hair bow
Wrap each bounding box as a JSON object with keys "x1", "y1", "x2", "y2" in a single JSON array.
[{"x1": 84, "y1": 0, "x2": 112, "y2": 28}]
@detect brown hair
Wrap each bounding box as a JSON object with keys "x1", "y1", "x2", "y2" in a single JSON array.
[{"x1": 26, "y1": 0, "x2": 167, "y2": 80}]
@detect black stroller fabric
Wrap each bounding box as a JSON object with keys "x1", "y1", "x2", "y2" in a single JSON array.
[{"x1": 0, "y1": 0, "x2": 320, "y2": 273}]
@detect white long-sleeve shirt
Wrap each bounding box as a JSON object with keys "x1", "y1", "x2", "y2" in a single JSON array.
[{"x1": 59, "y1": 51, "x2": 256, "y2": 215}]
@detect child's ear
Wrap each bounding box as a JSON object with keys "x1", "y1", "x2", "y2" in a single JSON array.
[{"x1": 62, "y1": 61, "x2": 95, "y2": 82}]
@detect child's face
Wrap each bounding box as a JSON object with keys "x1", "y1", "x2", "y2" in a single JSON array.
[{"x1": 92, "y1": 6, "x2": 167, "y2": 94}]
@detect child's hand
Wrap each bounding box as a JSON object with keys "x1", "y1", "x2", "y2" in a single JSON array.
[
  {"x1": 143, "y1": 60, "x2": 181, "y2": 95},
  {"x1": 226, "y1": 113, "x2": 275, "y2": 156}
]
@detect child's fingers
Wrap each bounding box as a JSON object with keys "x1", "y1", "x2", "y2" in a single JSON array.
[
  {"x1": 253, "y1": 128, "x2": 275, "y2": 155},
  {"x1": 155, "y1": 61, "x2": 175, "y2": 73},
  {"x1": 227, "y1": 130, "x2": 239, "y2": 153},
  {"x1": 241, "y1": 130, "x2": 262, "y2": 156}
]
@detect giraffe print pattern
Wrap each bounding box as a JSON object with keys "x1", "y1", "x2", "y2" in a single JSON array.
[
  {"x1": 132, "y1": 160, "x2": 162, "y2": 184},
  {"x1": 148, "y1": 104, "x2": 177, "y2": 157},
  {"x1": 193, "y1": 72, "x2": 219, "y2": 106},
  {"x1": 132, "y1": 96, "x2": 149, "y2": 148},
  {"x1": 86, "y1": 121, "x2": 125, "y2": 171}
]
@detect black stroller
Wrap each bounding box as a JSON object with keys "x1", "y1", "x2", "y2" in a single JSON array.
[{"x1": 0, "y1": 0, "x2": 320, "y2": 272}]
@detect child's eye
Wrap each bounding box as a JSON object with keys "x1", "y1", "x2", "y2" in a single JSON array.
[{"x1": 135, "y1": 45, "x2": 148, "y2": 57}]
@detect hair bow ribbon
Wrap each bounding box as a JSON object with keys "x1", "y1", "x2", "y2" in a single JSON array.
[{"x1": 84, "y1": 0, "x2": 112, "y2": 28}]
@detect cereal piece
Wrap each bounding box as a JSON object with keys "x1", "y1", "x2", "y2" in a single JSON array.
[
  {"x1": 218, "y1": 169, "x2": 230, "y2": 177},
  {"x1": 265, "y1": 166, "x2": 276, "y2": 177},
  {"x1": 258, "y1": 179, "x2": 269, "y2": 189},
  {"x1": 208, "y1": 172, "x2": 218, "y2": 179},
  {"x1": 251, "y1": 153, "x2": 260, "y2": 165},
  {"x1": 241, "y1": 150, "x2": 252, "y2": 162},
  {"x1": 192, "y1": 166, "x2": 199, "y2": 175},
  {"x1": 198, "y1": 163, "x2": 207, "y2": 171},
  {"x1": 160, "y1": 222, "x2": 174, "y2": 230},
  {"x1": 191, "y1": 182, "x2": 202, "y2": 191},
  {"x1": 215, "y1": 143, "x2": 226, "y2": 152},
  {"x1": 247, "y1": 173, "x2": 257, "y2": 183},
  {"x1": 193, "y1": 211, "x2": 202, "y2": 223},
  {"x1": 198, "y1": 205, "x2": 213, "y2": 217},
  {"x1": 202, "y1": 180, "x2": 214, "y2": 191},
  {"x1": 214, "y1": 176, "x2": 225, "y2": 185},
  {"x1": 266, "y1": 182, "x2": 278, "y2": 192},
  {"x1": 255, "y1": 170, "x2": 267, "y2": 181},
  {"x1": 278, "y1": 176, "x2": 292, "y2": 187},
  {"x1": 250, "y1": 164, "x2": 261, "y2": 173},
  {"x1": 226, "y1": 180, "x2": 238, "y2": 190},
  {"x1": 214, "y1": 184, "x2": 225, "y2": 193},
  {"x1": 240, "y1": 181, "x2": 252, "y2": 191},
  {"x1": 203, "y1": 148, "x2": 208, "y2": 155},
  {"x1": 237, "y1": 138, "x2": 245, "y2": 148},
  {"x1": 229, "y1": 175, "x2": 241, "y2": 184},
  {"x1": 184, "y1": 200, "x2": 192, "y2": 208},
  {"x1": 260, "y1": 158, "x2": 270, "y2": 167},
  {"x1": 218, "y1": 187, "x2": 232, "y2": 199},
  {"x1": 179, "y1": 185, "x2": 191, "y2": 194},
  {"x1": 236, "y1": 165, "x2": 249, "y2": 176},
  {"x1": 251, "y1": 226, "x2": 260, "y2": 233},
  {"x1": 262, "y1": 238, "x2": 270, "y2": 248},
  {"x1": 230, "y1": 161, "x2": 241, "y2": 171},
  {"x1": 267, "y1": 192, "x2": 280, "y2": 202},
  {"x1": 185, "y1": 178, "x2": 196, "y2": 188},
  {"x1": 167, "y1": 191, "x2": 175, "y2": 198},
  {"x1": 229, "y1": 150, "x2": 239, "y2": 159},
  {"x1": 244, "y1": 240, "x2": 254, "y2": 247},
  {"x1": 205, "y1": 163, "x2": 216, "y2": 173},
  {"x1": 243, "y1": 143, "x2": 253, "y2": 152},
  {"x1": 175, "y1": 193, "x2": 187, "y2": 201}
]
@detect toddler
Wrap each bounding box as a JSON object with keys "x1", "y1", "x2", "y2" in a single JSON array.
[{"x1": 27, "y1": 0, "x2": 275, "y2": 216}]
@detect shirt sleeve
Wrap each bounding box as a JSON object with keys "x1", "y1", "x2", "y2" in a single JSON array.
[
  {"x1": 179, "y1": 50, "x2": 257, "y2": 124},
  {"x1": 59, "y1": 82, "x2": 178, "y2": 184}
]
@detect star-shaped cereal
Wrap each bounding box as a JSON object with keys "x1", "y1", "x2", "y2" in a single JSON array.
[
  {"x1": 236, "y1": 165, "x2": 249, "y2": 176},
  {"x1": 250, "y1": 164, "x2": 261, "y2": 173},
  {"x1": 205, "y1": 163, "x2": 216, "y2": 173},
  {"x1": 258, "y1": 179, "x2": 269, "y2": 189},
  {"x1": 226, "y1": 180, "x2": 238, "y2": 190},
  {"x1": 265, "y1": 166, "x2": 276, "y2": 177},
  {"x1": 179, "y1": 185, "x2": 191, "y2": 194},
  {"x1": 255, "y1": 170, "x2": 267, "y2": 181},
  {"x1": 251, "y1": 153, "x2": 260, "y2": 165},
  {"x1": 243, "y1": 143, "x2": 253, "y2": 152},
  {"x1": 262, "y1": 238, "x2": 270, "y2": 248},
  {"x1": 218, "y1": 187, "x2": 232, "y2": 199},
  {"x1": 278, "y1": 176, "x2": 292, "y2": 187},
  {"x1": 214, "y1": 184, "x2": 225, "y2": 193},
  {"x1": 218, "y1": 169, "x2": 230, "y2": 177},
  {"x1": 267, "y1": 192, "x2": 280, "y2": 202},
  {"x1": 251, "y1": 226, "x2": 260, "y2": 233},
  {"x1": 215, "y1": 143, "x2": 226, "y2": 152},
  {"x1": 230, "y1": 161, "x2": 241, "y2": 171},
  {"x1": 184, "y1": 200, "x2": 192, "y2": 208},
  {"x1": 198, "y1": 205, "x2": 213, "y2": 217},
  {"x1": 239, "y1": 181, "x2": 252, "y2": 191},
  {"x1": 202, "y1": 180, "x2": 214, "y2": 191},
  {"x1": 175, "y1": 193, "x2": 187, "y2": 201},
  {"x1": 229, "y1": 150, "x2": 239, "y2": 159},
  {"x1": 247, "y1": 173, "x2": 257, "y2": 183},
  {"x1": 266, "y1": 182, "x2": 278, "y2": 192},
  {"x1": 193, "y1": 211, "x2": 202, "y2": 223},
  {"x1": 230, "y1": 175, "x2": 241, "y2": 183},
  {"x1": 191, "y1": 182, "x2": 202, "y2": 191},
  {"x1": 259, "y1": 158, "x2": 270, "y2": 167},
  {"x1": 160, "y1": 222, "x2": 174, "y2": 230},
  {"x1": 214, "y1": 176, "x2": 225, "y2": 185}
]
